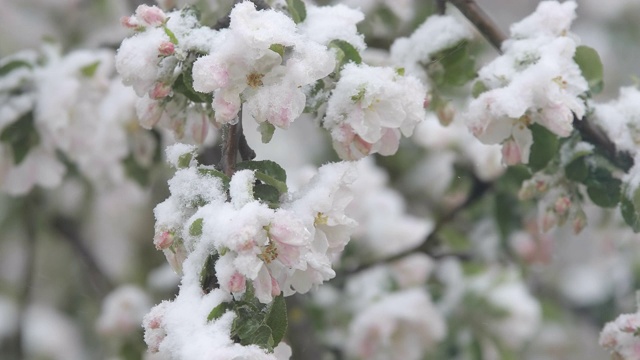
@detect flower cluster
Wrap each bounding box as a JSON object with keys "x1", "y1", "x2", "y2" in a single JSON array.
[
  {"x1": 153, "y1": 144, "x2": 357, "y2": 303},
  {"x1": 323, "y1": 63, "x2": 427, "y2": 160},
  {"x1": 0, "y1": 45, "x2": 137, "y2": 195},
  {"x1": 600, "y1": 308, "x2": 640, "y2": 359},
  {"x1": 461, "y1": 0, "x2": 588, "y2": 165}
]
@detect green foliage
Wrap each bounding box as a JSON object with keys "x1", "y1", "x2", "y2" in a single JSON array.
[
  {"x1": 573, "y1": 45, "x2": 604, "y2": 94},
  {"x1": 621, "y1": 194, "x2": 640, "y2": 233},
  {"x1": 286, "y1": 0, "x2": 307, "y2": 24},
  {"x1": 163, "y1": 26, "x2": 179, "y2": 45},
  {"x1": 207, "y1": 284, "x2": 288, "y2": 352},
  {"x1": 0, "y1": 112, "x2": 40, "y2": 165},
  {"x1": 189, "y1": 218, "x2": 203, "y2": 236},
  {"x1": 269, "y1": 44, "x2": 285, "y2": 58},
  {"x1": 428, "y1": 41, "x2": 476, "y2": 87},
  {"x1": 259, "y1": 122, "x2": 276, "y2": 144},
  {"x1": 177, "y1": 152, "x2": 193, "y2": 169},
  {"x1": 329, "y1": 39, "x2": 362, "y2": 68},
  {"x1": 584, "y1": 167, "x2": 621, "y2": 208},
  {"x1": 528, "y1": 123, "x2": 559, "y2": 172},
  {"x1": 0, "y1": 60, "x2": 32, "y2": 76},
  {"x1": 471, "y1": 80, "x2": 488, "y2": 98},
  {"x1": 198, "y1": 167, "x2": 231, "y2": 189},
  {"x1": 80, "y1": 61, "x2": 101, "y2": 77},
  {"x1": 200, "y1": 254, "x2": 219, "y2": 293},
  {"x1": 236, "y1": 160, "x2": 288, "y2": 193},
  {"x1": 173, "y1": 56, "x2": 212, "y2": 103},
  {"x1": 565, "y1": 156, "x2": 588, "y2": 182}
]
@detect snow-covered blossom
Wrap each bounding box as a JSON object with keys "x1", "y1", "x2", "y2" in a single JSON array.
[
  {"x1": 192, "y1": 2, "x2": 335, "y2": 128},
  {"x1": 96, "y1": 285, "x2": 152, "y2": 336},
  {"x1": 466, "y1": 268, "x2": 542, "y2": 349},
  {"x1": 0, "y1": 45, "x2": 137, "y2": 195},
  {"x1": 600, "y1": 309, "x2": 640, "y2": 359},
  {"x1": 461, "y1": 1, "x2": 589, "y2": 165},
  {"x1": 346, "y1": 288, "x2": 446, "y2": 360},
  {"x1": 154, "y1": 145, "x2": 357, "y2": 303},
  {"x1": 324, "y1": 63, "x2": 427, "y2": 160},
  {"x1": 390, "y1": 15, "x2": 472, "y2": 81}
]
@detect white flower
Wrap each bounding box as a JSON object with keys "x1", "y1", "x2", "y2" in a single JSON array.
[
  {"x1": 324, "y1": 63, "x2": 427, "y2": 160},
  {"x1": 346, "y1": 289, "x2": 446, "y2": 360},
  {"x1": 96, "y1": 286, "x2": 151, "y2": 336}
]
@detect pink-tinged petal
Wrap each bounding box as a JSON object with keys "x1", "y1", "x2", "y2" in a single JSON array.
[
  {"x1": 213, "y1": 91, "x2": 241, "y2": 124},
  {"x1": 377, "y1": 128, "x2": 400, "y2": 156},
  {"x1": 253, "y1": 266, "x2": 273, "y2": 304},
  {"x1": 135, "y1": 5, "x2": 166, "y2": 27},
  {"x1": 120, "y1": 16, "x2": 139, "y2": 29},
  {"x1": 512, "y1": 123, "x2": 533, "y2": 164},
  {"x1": 192, "y1": 56, "x2": 230, "y2": 93},
  {"x1": 188, "y1": 112, "x2": 208, "y2": 144},
  {"x1": 135, "y1": 96, "x2": 163, "y2": 129},
  {"x1": 501, "y1": 138, "x2": 522, "y2": 166},
  {"x1": 153, "y1": 230, "x2": 174, "y2": 250},
  {"x1": 271, "y1": 276, "x2": 281, "y2": 297},
  {"x1": 150, "y1": 82, "x2": 171, "y2": 99},
  {"x1": 228, "y1": 272, "x2": 246, "y2": 293}
]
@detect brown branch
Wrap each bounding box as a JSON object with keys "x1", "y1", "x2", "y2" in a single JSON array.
[
  {"x1": 341, "y1": 175, "x2": 491, "y2": 276},
  {"x1": 447, "y1": 0, "x2": 633, "y2": 171},
  {"x1": 52, "y1": 216, "x2": 115, "y2": 297},
  {"x1": 221, "y1": 121, "x2": 241, "y2": 177},
  {"x1": 448, "y1": 0, "x2": 507, "y2": 54}
]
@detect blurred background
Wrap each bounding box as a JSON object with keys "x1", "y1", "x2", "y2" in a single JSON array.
[{"x1": 1, "y1": 0, "x2": 640, "y2": 359}]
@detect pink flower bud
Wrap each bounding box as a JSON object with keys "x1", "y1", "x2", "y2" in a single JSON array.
[
  {"x1": 554, "y1": 196, "x2": 571, "y2": 215},
  {"x1": 228, "y1": 272, "x2": 246, "y2": 293},
  {"x1": 158, "y1": 41, "x2": 175, "y2": 56},
  {"x1": 572, "y1": 210, "x2": 587, "y2": 234},
  {"x1": 153, "y1": 231, "x2": 174, "y2": 250},
  {"x1": 436, "y1": 103, "x2": 455, "y2": 126},
  {"x1": 135, "y1": 5, "x2": 167, "y2": 27},
  {"x1": 501, "y1": 138, "x2": 522, "y2": 166},
  {"x1": 120, "y1": 16, "x2": 139, "y2": 29},
  {"x1": 535, "y1": 179, "x2": 548, "y2": 193},
  {"x1": 150, "y1": 82, "x2": 172, "y2": 99}
]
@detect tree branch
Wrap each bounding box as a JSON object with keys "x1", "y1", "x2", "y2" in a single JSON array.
[
  {"x1": 447, "y1": 0, "x2": 507, "y2": 54},
  {"x1": 341, "y1": 175, "x2": 491, "y2": 276},
  {"x1": 51, "y1": 216, "x2": 115, "y2": 297}
]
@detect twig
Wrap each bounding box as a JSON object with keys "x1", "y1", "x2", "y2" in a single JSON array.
[
  {"x1": 341, "y1": 176, "x2": 491, "y2": 276},
  {"x1": 436, "y1": 0, "x2": 447, "y2": 15},
  {"x1": 52, "y1": 216, "x2": 115, "y2": 297},
  {"x1": 448, "y1": 0, "x2": 507, "y2": 54},
  {"x1": 221, "y1": 121, "x2": 241, "y2": 177},
  {"x1": 446, "y1": 0, "x2": 634, "y2": 171}
]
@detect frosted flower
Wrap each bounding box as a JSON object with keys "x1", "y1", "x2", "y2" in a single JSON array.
[
  {"x1": 346, "y1": 289, "x2": 446, "y2": 360},
  {"x1": 96, "y1": 286, "x2": 151, "y2": 336},
  {"x1": 390, "y1": 15, "x2": 472, "y2": 81},
  {"x1": 324, "y1": 63, "x2": 427, "y2": 160},
  {"x1": 461, "y1": 1, "x2": 588, "y2": 165},
  {"x1": 600, "y1": 311, "x2": 640, "y2": 359},
  {"x1": 191, "y1": 2, "x2": 335, "y2": 127}
]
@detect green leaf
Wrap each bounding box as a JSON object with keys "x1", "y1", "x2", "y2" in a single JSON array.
[
  {"x1": 123, "y1": 156, "x2": 150, "y2": 186},
  {"x1": 565, "y1": 156, "x2": 588, "y2": 182},
  {"x1": 573, "y1": 45, "x2": 604, "y2": 94},
  {"x1": 269, "y1": 44, "x2": 285, "y2": 58},
  {"x1": 200, "y1": 254, "x2": 219, "y2": 293},
  {"x1": 0, "y1": 112, "x2": 40, "y2": 165},
  {"x1": 621, "y1": 195, "x2": 640, "y2": 233},
  {"x1": 429, "y1": 41, "x2": 476, "y2": 87},
  {"x1": 236, "y1": 160, "x2": 288, "y2": 192},
  {"x1": 163, "y1": 25, "x2": 179, "y2": 45},
  {"x1": 177, "y1": 152, "x2": 193, "y2": 168},
  {"x1": 254, "y1": 183, "x2": 281, "y2": 208},
  {"x1": 286, "y1": 0, "x2": 307, "y2": 23},
  {"x1": 0, "y1": 60, "x2": 32, "y2": 76},
  {"x1": 259, "y1": 122, "x2": 276, "y2": 144},
  {"x1": 585, "y1": 168, "x2": 621, "y2": 208},
  {"x1": 207, "y1": 302, "x2": 230, "y2": 321},
  {"x1": 528, "y1": 123, "x2": 559, "y2": 172},
  {"x1": 472, "y1": 80, "x2": 488, "y2": 98},
  {"x1": 198, "y1": 167, "x2": 231, "y2": 188},
  {"x1": 329, "y1": 39, "x2": 362, "y2": 67},
  {"x1": 189, "y1": 218, "x2": 203, "y2": 236},
  {"x1": 249, "y1": 325, "x2": 275, "y2": 351},
  {"x1": 80, "y1": 61, "x2": 101, "y2": 77},
  {"x1": 265, "y1": 295, "x2": 288, "y2": 345}
]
